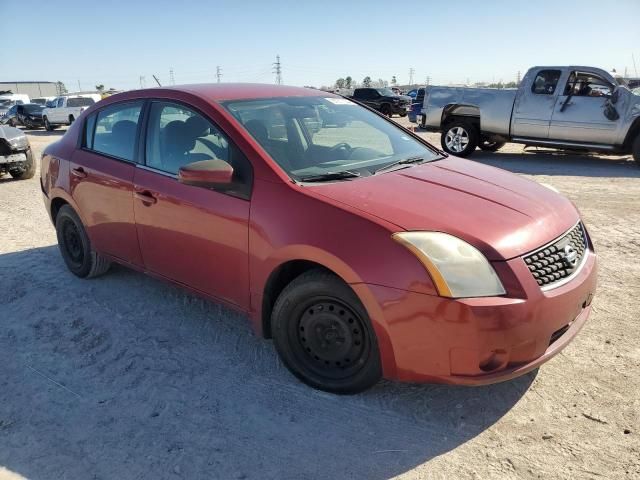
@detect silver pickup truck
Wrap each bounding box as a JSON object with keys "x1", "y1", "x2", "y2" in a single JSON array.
[{"x1": 418, "y1": 66, "x2": 640, "y2": 164}]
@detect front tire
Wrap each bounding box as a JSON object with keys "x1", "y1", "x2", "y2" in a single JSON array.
[
  {"x1": 633, "y1": 135, "x2": 640, "y2": 166},
  {"x1": 55, "y1": 205, "x2": 111, "y2": 278},
  {"x1": 441, "y1": 121, "x2": 479, "y2": 157},
  {"x1": 380, "y1": 104, "x2": 392, "y2": 117},
  {"x1": 9, "y1": 149, "x2": 36, "y2": 180},
  {"x1": 271, "y1": 269, "x2": 382, "y2": 394},
  {"x1": 44, "y1": 117, "x2": 54, "y2": 131}
]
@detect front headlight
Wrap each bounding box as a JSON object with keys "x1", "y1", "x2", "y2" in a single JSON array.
[{"x1": 393, "y1": 232, "x2": 506, "y2": 298}]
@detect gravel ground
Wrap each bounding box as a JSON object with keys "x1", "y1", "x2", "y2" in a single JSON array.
[{"x1": 1, "y1": 121, "x2": 639, "y2": 480}]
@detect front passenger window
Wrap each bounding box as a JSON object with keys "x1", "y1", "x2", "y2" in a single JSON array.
[{"x1": 145, "y1": 102, "x2": 253, "y2": 196}]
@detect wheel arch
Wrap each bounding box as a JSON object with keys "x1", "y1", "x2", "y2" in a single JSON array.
[
  {"x1": 623, "y1": 117, "x2": 640, "y2": 151},
  {"x1": 441, "y1": 103, "x2": 481, "y2": 130}
]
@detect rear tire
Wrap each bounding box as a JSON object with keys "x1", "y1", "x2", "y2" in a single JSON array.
[
  {"x1": 44, "y1": 117, "x2": 54, "y2": 131},
  {"x1": 9, "y1": 149, "x2": 35, "y2": 180},
  {"x1": 271, "y1": 269, "x2": 382, "y2": 394},
  {"x1": 55, "y1": 205, "x2": 111, "y2": 278},
  {"x1": 69, "y1": 115, "x2": 75, "y2": 125},
  {"x1": 441, "y1": 121, "x2": 479, "y2": 157},
  {"x1": 633, "y1": 135, "x2": 640, "y2": 166},
  {"x1": 479, "y1": 140, "x2": 506, "y2": 152}
]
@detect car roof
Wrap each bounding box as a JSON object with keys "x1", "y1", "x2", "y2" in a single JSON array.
[{"x1": 127, "y1": 83, "x2": 332, "y2": 102}]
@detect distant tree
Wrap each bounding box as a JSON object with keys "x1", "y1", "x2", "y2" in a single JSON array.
[
  {"x1": 377, "y1": 78, "x2": 388, "y2": 87},
  {"x1": 362, "y1": 76, "x2": 372, "y2": 87},
  {"x1": 345, "y1": 76, "x2": 352, "y2": 89},
  {"x1": 391, "y1": 76, "x2": 397, "y2": 85},
  {"x1": 504, "y1": 81, "x2": 518, "y2": 88},
  {"x1": 55, "y1": 81, "x2": 68, "y2": 95},
  {"x1": 95, "y1": 84, "x2": 105, "y2": 93},
  {"x1": 335, "y1": 78, "x2": 346, "y2": 89}
]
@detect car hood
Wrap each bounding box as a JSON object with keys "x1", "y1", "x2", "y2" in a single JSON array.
[{"x1": 308, "y1": 157, "x2": 579, "y2": 260}]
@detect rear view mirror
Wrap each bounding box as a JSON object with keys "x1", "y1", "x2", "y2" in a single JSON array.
[
  {"x1": 611, "y1": 88, "x2": 620, "y2": 104},
  {"x1": 178, "y1": 159, "x2": 234, "y2": 189}
]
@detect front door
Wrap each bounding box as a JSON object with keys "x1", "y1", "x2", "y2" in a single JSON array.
[
  {"x1": 549, "y1": 71, "x2": 619, "y2": 144},
  {"x1": 69, "y1": 100, "x2": 145, "y2": 265},
  {"x1": 133, "y1": 101, "x2": 252, "y2": 308},
  {"x1": 511, "y1": 69, "x2": 562, "y2": 139}
]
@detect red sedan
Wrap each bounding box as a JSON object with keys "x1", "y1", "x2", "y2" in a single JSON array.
[{"x1": 40, "y1": 84, "x2": 597, "y2": 393}]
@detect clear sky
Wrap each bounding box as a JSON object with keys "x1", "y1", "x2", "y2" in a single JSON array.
[{"x1": 3, "y1": 0, "x2": 639, "y2": 91}]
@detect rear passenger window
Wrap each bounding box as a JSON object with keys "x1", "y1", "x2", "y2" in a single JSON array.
[
  {"x1": 85, "y1": 102, "x2": 143, "y2": 161},
  {"x1": 532, "y1": 70, "x2": 562, "y2": 95}
]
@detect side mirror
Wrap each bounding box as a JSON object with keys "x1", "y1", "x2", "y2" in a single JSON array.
[
  {"x1": 611, "y1": 88, "x2": 620, "y2": 104},
  {"x1": 178, "y1": 159, "x2": 234, "y2": 189}
]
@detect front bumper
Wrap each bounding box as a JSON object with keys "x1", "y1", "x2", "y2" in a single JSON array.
[
  {"x1": 353, "y1": 250, "x2": 597, "y2": 385},
  {"x1": 0, "y1": 151, "x2": 28, "y2": 167}
]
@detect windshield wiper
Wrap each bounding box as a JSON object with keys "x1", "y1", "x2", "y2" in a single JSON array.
[
  {"x1": 298, "y1": 170, "x2": 361, "y2": 182},
  {"x1": 374, "y1": 156, "x2": 427, "y2": 175}
]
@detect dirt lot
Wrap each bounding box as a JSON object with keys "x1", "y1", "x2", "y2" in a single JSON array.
[{"x1": 1, "y1": 121, "x2": 639, "y2": 480}]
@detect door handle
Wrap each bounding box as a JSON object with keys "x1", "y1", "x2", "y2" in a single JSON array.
[
  {"x1": 71, "y1": 167, "x2": 87, "y2": 178},
  {"x1": 134, "y1": 190, "x2": 157, "y2": 205}
]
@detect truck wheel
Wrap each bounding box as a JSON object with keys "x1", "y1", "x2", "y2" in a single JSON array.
[
  {"x1": 55, "y1": 205, "x2": 111, "y2": 278},
  {"x1": 441, "y1": 121, "x2": 479, "y2": 157},
  {"x1": 633, "y1": 135, "x2": 640, "y2": 166},
  {"x1": 479, "y1": 140, "x2": 506, "y2": 152},
  {"x1": 380, "y1": 104, "x2": 392, "y2": 117},
  {"x1": 9, "y1": 149, "x2": 36, "y2": 180},
  {"x1": 69, "y1": 115, "x2": 75, "y2": 124},
  {"x1": 44, "y1": 117, "x2": 54, "y2": 131},
  {"x1": 399, "y1": 111, "x2": 408, "y2": 117},
  {"x1": 271, "y1": 269, "x2": 382, "y2": 394}
]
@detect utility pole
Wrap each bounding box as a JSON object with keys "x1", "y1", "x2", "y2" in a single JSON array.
[
  {"x1": 426, "y1": 76, "x2": 431, "y2": 86},
  {"x1": 153, "y1": 75, "x2": 162, "y2": 87},
  {"x1": 169, "y1": 68, "x2": 175, "y2": 85},
  {"x1": 77, "y1": 79, "x2": 81, "y2": 91},
  {"x1": 216, "y1": 66, "x2": 222, "y2": 83},
  {"x1": 273, "y1": 55, "x2": 282, "y2": 85},
  {"x1": 409, "y1": 68, "x2": 415, "y2": 85},
  {"x1": 633, "y1": 54, "x2": 638, "y2": 77},
  {"x1": 139, "y1": 76, "x2": 146, "y2": 89},
  {"x1": 516, "y1": 70, "x2": 521, "y2": 85}
]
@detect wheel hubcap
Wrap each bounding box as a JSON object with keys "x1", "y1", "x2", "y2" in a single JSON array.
[
  {"x1": 295, "y1": 299, "x2": 369, "y2": 379},
  {"x1": 445, "y1": 126, "x2": 469, "y2": 153}
]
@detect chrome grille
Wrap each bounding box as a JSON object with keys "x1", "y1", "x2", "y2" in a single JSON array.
[{"x1": 523, "y1": 223, "x2": 588, "y2": 288}]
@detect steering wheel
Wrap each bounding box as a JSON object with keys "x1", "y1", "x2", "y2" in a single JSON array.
[{"x1": 329, "y1": 142, "x2": 352, "y2": 155}]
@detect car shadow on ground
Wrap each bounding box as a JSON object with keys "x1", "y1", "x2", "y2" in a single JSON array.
[
  {"x1": 21, "y1": 128, "x2": 66, "y2": 137},
  {"x1": 0, "y1": 246, "x2": 535, "y2": 479},
  {"x1": 470, "y1": 148, "x2": 639, "y2": 178}
]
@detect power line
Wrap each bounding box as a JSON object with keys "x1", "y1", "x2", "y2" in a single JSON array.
[
  {"x1": 273, "y1": 55, "x2": 282, "y2": 85},
  {"x1": 216, "y1": 66, "x2": 222, "y2": 83}
]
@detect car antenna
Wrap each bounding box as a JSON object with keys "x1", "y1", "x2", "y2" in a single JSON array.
[{"x1": 152, "y1": 75, "x2": 162, "y2": 87}]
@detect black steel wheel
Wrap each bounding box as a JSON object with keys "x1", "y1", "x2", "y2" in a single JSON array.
[
  {"x1": 380, "y1": 104, "x2": 392, "y2": 117},
  {"x1": 272, "y1": 270, "x2": 382, "y2": 394},
  {"x1": 55, "y1": 205, "x2": 111, "y2": 278}
]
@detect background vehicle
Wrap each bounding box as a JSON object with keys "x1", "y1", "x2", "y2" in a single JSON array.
[
  {"x1": 41, "y1": 84, "x2": 596, "y2": 394},
  {"x1": 420, "y1": 66, "x2": 640, "y2": 164},
  {"x1": 349, "y1": 87, "x2": 410, "y2": 117},
  {"x1": 0, "y1": 125, "x2": 35, "y2": 179},
  {"x1": 42, "y1": 93, "x2": 101, "y2": 130},
  {"x1": 31, "y1": 96, "x2": 56, "y2": 106},
  {"x1": 0, "y1": 103, "x2": 45, "y2": 129},
  {"x1": 0, "y1": 94, "x2": 30, "y2": 123},
  {"x1": 407, "y1": 87, "x2": 426, "y2": 123}
]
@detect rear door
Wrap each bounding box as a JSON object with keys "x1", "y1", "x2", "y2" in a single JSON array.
[
  {"x1": 511, "y1": 69, "x2": 562, "y2": 139},
  {"x1": 549, "y1": 70, "x2": 619, "y2": 144},
  {"x1": 69, "y1": 100, "x2": 144, "y2": 265},
  {"x1": 133, "y1": 100, "x2": 252, "y2": 308}
]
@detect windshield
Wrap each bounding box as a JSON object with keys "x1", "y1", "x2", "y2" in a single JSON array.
[
  {"x1": 377, "y1": 88, "x2": 396, "y2": 97},
  {"x1": 0, "y1": 99, "x2": 12, "y2": 107},
  {"x1": 24, "y1": 104, "x2": 44, "y2": 113},
  {"x1": 31, "y1": 98, "x2": 47, "y2": 105},
  {"x1": 223, "y1": 96, "x2": 441, "y2": 180}
]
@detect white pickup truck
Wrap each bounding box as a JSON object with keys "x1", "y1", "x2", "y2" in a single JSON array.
[{"x1": 42, "y1": 94, "x2": 102, "y2": 131}]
